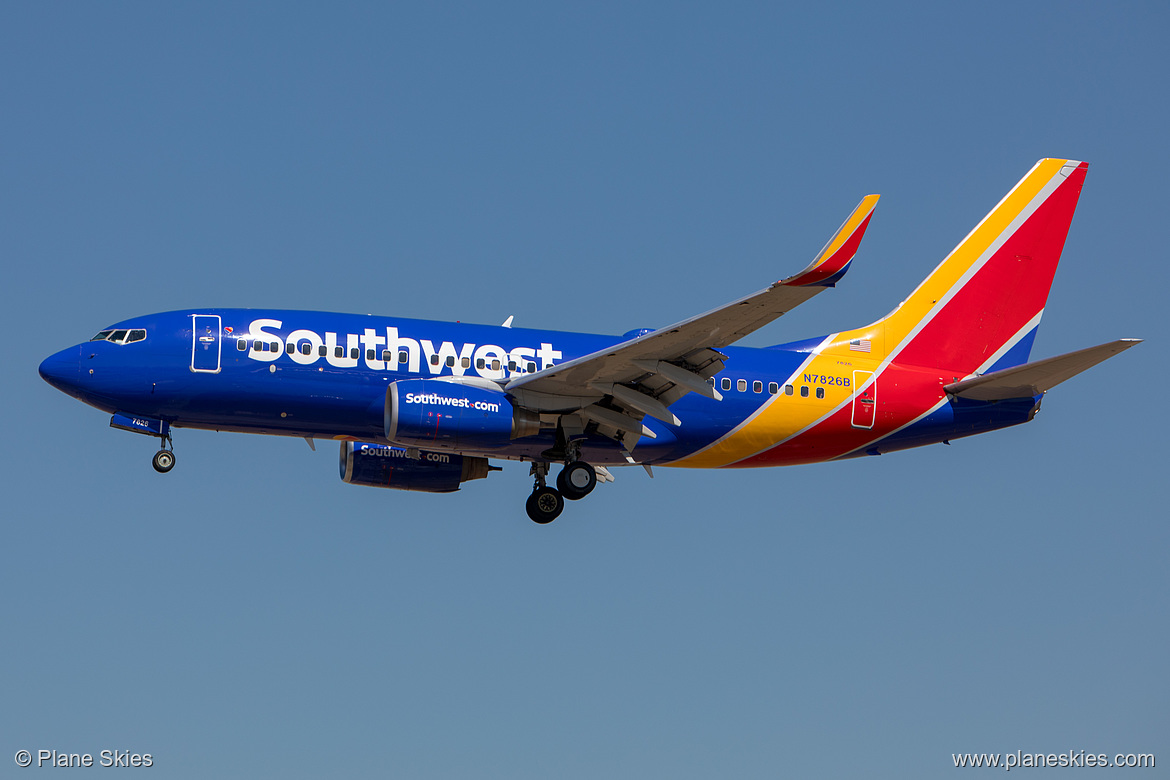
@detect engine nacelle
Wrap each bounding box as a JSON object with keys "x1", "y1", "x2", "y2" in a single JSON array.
[
  {"x1": 384, "y1": 378, "x2": 539, "y2": 450},
  {"x1": 339, "y1": 441, "x2": 492, "y2": 493}
]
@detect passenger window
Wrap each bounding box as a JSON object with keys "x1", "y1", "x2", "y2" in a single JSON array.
[
  {"x1": 430, "y1": 354, "x2": 440, "y2": 366},
  {"x1": 527, "y1": 361, "x2": 536, "y2": 373},
  {"x1": 319, "y1": 346, "x2": 327, "y2": 357},
  {"x1": 753, "y1": 380, "x2": 762, "y2": 393},
  {"x1": 237, "y1": 339, "x2": 248, "y2": 351},
  {"x1": 286, "y1": 342, "x2": 295, "y2": 354},
  {"x1": 254, "y1": 340, "x2": 264, "y2": 351},
  {"x1": 91, "y1": 330, "x2": 113, "y2": 341},
  {"x1": 445, "y1": 356, "x2": 455, "y2": 367},
  {"x1": 476, "y1": 358, "x2": 485, "y2": 370},
  {"x1": 367, "y1": 349, "x2": 376, "y2": 360},
  {"x1": 270, "y1": 342, "x2": 279, "y2": 352},
  {"x1": 491, "y1": 360, "x2": 501, "y2": 371},
  {"x1": 816, "y1": 387, "x2": 825, "y2": 399},
  {"x1": 382, "y1": 350, "x2": 391, "y2": 361},
  {"x1": 462, "y1": 357, "x2": 471, "y2": 369},
  {"x1": 768, "y1": 382, "x2": 779, "y2": 394},
  {"x1": 335, "y1": 346, "x2": 345, "y2": 358},
  {"x1": 737, "y1": 378, "x2": 747, "y2": 392},
  {"x1": 350, "y1": 348, "x2": 360, "y2": 360},
  {"x1": 127, "y1": 330, "x2": 146, "y2": 343},
  {"x1": 800, "y1": 386, "x2": 809, "y2": 398},
  {"x1": 785, "y1": 384, "x2": 794, "y2": 395},
  {"x1": 721, "y1": 377, "x2": 732, "y2": 391},
  {"x1": 508, "y1": 361, "x2": 517, "y2": 371},
  {"x1": 399, "y1": 351, "x2": 409, "y2": 364},
  {"x1": 301, "y1": 343, "x2": 311, "y2": 355}
]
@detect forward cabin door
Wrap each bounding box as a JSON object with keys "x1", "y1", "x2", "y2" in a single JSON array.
[
  {"x1": 191, "y1": 314, "x2": 222, "y2": 373},
  {"x1": 851, "y1": 370, "x2": 876, "y2": 429}
]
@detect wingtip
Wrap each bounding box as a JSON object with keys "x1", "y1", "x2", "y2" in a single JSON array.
[{"x1": 780, "y1": 194, "x2": 879, "y2": 288}]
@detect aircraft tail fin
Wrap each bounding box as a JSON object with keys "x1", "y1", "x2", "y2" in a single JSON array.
[{"x1": 830, "y1": 159, "x2": 1089, "y2": 376}]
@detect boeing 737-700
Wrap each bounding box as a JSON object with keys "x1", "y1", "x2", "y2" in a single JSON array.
[{"x1": 39, "y1": 158, "x2": 1139, "y2": 522}]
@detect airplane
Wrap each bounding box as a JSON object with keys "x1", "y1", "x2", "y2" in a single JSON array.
[{"x1": 39, "y1": 158, "x2": 1140, "y2": 523}]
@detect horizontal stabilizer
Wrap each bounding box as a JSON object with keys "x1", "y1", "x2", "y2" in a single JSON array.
[{"x1": 945, "y1": 339, "x2": 1141, "y2": 401}]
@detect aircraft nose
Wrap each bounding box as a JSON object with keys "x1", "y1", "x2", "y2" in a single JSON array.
[{"x1": 39, "y1": 346, "x2": 80, "y2": 395}]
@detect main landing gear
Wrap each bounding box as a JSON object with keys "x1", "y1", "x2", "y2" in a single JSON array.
[
  {"x1": 525, "y1": 442, "x2": 599, "y2": 524},
  {"x1": 526, "y1": 484, "x2": 564, "y2": 524},
  {"x1": 152, "y1": 433, "x2": 176, "y2": 474},
  {"x1": 557, "y1": 461, "x2": 597, "y2": 501},
  {"x1": 525, "y1": 462, "x2": 563, "y2": 524}
]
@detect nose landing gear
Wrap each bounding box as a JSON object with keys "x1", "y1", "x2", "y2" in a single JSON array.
[
  {"x1": 152, "y1": 432, "x2": 176, "y2": 474},
  {"x1": 152, "y1": 448, "x2": 176, "y2": 473},
  {"x1": 108, "y1": 414, "x2": 176, "y2": 474}
]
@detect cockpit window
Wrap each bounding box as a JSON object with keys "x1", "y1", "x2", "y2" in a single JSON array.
[{"x1": 90, "y1": 328, "x2": 147, "y2": 344}]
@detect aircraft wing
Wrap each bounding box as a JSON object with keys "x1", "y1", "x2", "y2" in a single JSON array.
[
  {"x1": 944, "y1": 339, "x2": 1141, "y2": 401},
  {"x1": 505, "y1": 195, "x2": 879, "y2": 438}
]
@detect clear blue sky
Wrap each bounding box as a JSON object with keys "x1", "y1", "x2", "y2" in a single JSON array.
[{"x1": 2, "y1": 3, "x2": 1166, "y2": 777}]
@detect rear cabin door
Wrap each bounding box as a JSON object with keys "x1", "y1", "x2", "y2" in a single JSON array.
[
  {"x1": 191, "y1": 314, "x2": 222, "y2": 373},
  {"x1": 851, "y1": 370, "x2": 876, "y2": 429}
]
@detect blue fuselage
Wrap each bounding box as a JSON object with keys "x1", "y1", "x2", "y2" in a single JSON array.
[{"x1": 39, "y1": 308, "x2": 1037, "y2": 467}]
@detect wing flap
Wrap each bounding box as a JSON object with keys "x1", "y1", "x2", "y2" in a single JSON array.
[{"x1": 945, "y1": 339, "x2": 1141, "y2": 401}]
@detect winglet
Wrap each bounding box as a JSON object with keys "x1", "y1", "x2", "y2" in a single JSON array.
[{"x1": 781, "y1": 194, "x2": 880, "y2": 287}]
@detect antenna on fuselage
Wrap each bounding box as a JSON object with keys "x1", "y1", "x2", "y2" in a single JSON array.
[{"x1": 501, "y1": 315, "x2": 514, "y2": 328}]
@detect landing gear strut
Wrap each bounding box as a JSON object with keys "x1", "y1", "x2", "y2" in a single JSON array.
[
  {"x1": 526, "y1": 462, "x2": 564, "y2": 524},
  {"x1": 152, "y1": 433, "x2": 176, "y2": 474}
]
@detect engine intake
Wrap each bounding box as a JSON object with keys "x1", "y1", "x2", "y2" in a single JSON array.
[
  {"x1": 339, "y1": 441, "x2": 493, "y2": 493},
  {"x1": 385, "y1": 379, "x2": 539, "y2": 449}
]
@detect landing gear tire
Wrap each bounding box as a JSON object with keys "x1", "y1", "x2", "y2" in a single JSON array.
[
  {"x1": 152, "y1": 449, "x2": 176, "y2": 474},
  {"x1": 526, "y1": 486, "x2": 564, "y2": 524},
  {"x1": 557, "y1": 461, "x2": 596, "y2": 501}
]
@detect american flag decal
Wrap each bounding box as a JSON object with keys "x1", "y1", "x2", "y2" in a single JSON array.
[{"x1": 849, "y1": 338, "x2": 871, "y2": 353}]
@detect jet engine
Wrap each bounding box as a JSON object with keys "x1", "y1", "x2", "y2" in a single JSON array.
[
  {"x1": 339, "y1": 441, "x2": 494, "y2": 493},
  {"x1": 384, "y1": 378, "x2": 540, "y2": 450}
]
